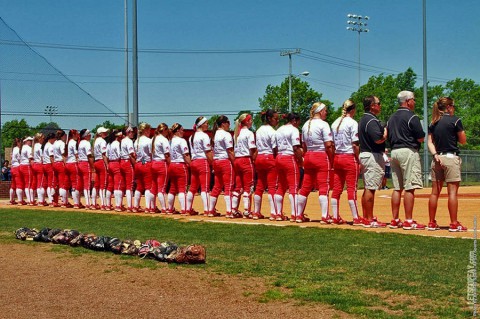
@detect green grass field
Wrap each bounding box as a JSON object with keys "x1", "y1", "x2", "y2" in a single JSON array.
[{"x1": 0, "y1": 208, "x2": 475, "y2": 319}]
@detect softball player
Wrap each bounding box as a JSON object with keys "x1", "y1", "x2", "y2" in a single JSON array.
[
  {"x1": 78, "y1": 129, "x2": 94, "y2": 209},
  {"x1": 187, "y1": 116, "x2": 212, "y2": 216},
  {"x1": 232, "y1": 113, "x2": 257, "y2": 218},
  {"x1": 32, "y1": 133, "x2": 48, "y2": 206},
  {"x1": 297, "y1": 103, "x2": 334, "y2": 223},
  {"x1": 42, "y1": 133, "x2": 56, "y2": 205},
  {"x1": 209, "y1": 115, "x2": 236, "y2": 218},
  {"x1": 254, "y1": 109, "x2": 279, "y2": 220},
  {"x1": 274, "y1": 113, "x2": 303, "y2": 222},
  {"x1": 19, "y1": 136, "x2": 34, "y2": 205},
  {"x1": 52, "y1": 130, "x2": 70, "y2": 207},
  {"x1": 10, "y1": 138, "x2": 22, "y2": 205},
  {"x1": 106, "y1": 130, "x2": 123, "y2": 211},
  {"x1": 167, "y1": 123, "x2": 191, "y2": 215},
  {"x1": 65, "y1": 130, "x2": 82, "y2": 208},
  {"x1": 133, "y1": 123, "x2": 153, "y2": 212},
  {"x1": 92, "y1": 127, "x2": 109, "y2": 210},
  {"x1": 120, "y1": 127, "x2": 136, "y2": 212},
  {"x1": 330, "y1": 99, "x2": 361, "y2": 225},
  {"x1": 151, "y1": 123, "x2": 171, "y2": 213}
]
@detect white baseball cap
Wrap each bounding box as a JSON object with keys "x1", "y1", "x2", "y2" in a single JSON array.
[
  {"x1": 23, "y1": 136, "x2": 34, "y2": 142},
  {"x1": 97, "y1": 127, "x2": 109, "y2": 134}
]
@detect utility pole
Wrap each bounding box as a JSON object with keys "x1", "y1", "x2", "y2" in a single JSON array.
[{"x1": 280, "y1": 48, "x2": 301, "y2": 112}]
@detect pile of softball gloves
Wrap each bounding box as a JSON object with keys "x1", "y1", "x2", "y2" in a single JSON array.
[{"x1": 14, "y1": 227, "x2": 206, "y2": 264}]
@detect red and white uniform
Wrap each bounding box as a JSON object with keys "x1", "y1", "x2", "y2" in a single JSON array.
[
  {"x1": 189, "y1": 132, "x2": 211, "y2": 194},
  {"x1": 107, "y1": 140, "x2": 122, "y2": 192},
  {"x1": 151, "y1": 135, "x2": 170, "y2": 196},
  {"x1": 254, "y1": 124, "x2": 277, "y2": 215},
  {"x1": 42, "y1": 142, "x2": 55, "y2": 190},
  {"x1": 11, "y1": 146, "x2": 21, "y2": 188},
  {"x1": 134, "y1": 135, "x2": 152, "y2": 193},
  {"x1": 52, "y1": 139, "x2": 67, "y2": 189},
  {"x1": 77, "y1": 139, "x2": 92, "y2": 192},
  {"x1": 189, "y1": 131, "x2": 212, "y2": 213},
  {"x1": 233, "y1": 127, "x2": 256, "y2": 212},
  {"x1": 331, "y1": 116, "x2": 360, "y2": 220},
  {"x1": 65, "y1": 139, "x2": 79, "y2": 190},
  {"x1": 120, "y1": 136, "x2": 135, "y2": 192},
  {"x1": 275, "y1": 124, "x2": 301, "y2": 218},
  {"x1": 168, "y1": 136, "x2": 189, "y2": 195},
  {"x1": 211, "y1": 129, "x2": 235, "y2": 213},
  {"x1": 19, "y1": 144, "x2": 33, "y2": 190},
  {"x1": 32, "y1": 143, "x2": 45, "y2": 190},
  {"x1": 93, "y1": 137, "x2": 108, "y2": 190},
  {"x1": 299, "y1": 119, "x2": 333, "y2": 197}
]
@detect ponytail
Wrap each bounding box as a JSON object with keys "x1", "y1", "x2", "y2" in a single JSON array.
[
  {"x1": 431, "y1": 97, "x2": 452, "y2": 125},
  {"x1": 336, "y1": 99, "x2": 356, "y2": 133}
]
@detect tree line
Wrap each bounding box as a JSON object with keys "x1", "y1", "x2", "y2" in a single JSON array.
[{"x1": 2, "y1": 67, "x2": 479, "y2": 159}]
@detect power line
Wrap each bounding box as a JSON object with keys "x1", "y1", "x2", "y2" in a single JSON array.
[{"x1": 1, "y1": 37, "x2": 457, "y2": 84}]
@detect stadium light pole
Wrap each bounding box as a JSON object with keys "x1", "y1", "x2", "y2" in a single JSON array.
[
  {"x1": 346, "y1": 14, "x2": 369, "y2": 88},
  {"x1": 44, "y1": 105, "x2": 58, "y2": 123},
  {"x1": 124, "y1": 0, "x2": 130, "y2": 126},
  {"x1": 132, "y1": 0, "x2": 138, "y2": 127},
  {"x1": 422, "y1": 0, "x2": 429, "y2": 186}
]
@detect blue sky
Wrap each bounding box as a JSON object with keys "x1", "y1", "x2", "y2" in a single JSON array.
[{"x1": 1, "y1": 0, "x2": 479, "y2": 130}]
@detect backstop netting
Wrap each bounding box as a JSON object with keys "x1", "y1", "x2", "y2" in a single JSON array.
[{"x1": 0, "y1": 17, "x2": 128, "y2": 131}]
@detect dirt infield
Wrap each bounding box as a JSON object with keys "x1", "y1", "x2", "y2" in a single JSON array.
[
  {"x1": 3, "y1": 185, "x2": 479, "y2": 238},
  {"x1": 1, "y1": 187, "x2": 478, "y2": 318},
  {"x1": 0, "y1": 242, "x2": 353, "y2": 319}
]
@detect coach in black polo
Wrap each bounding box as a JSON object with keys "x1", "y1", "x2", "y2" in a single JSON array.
[
  {"x1": 387, "y1": 90, "x2": 426, "y2": 230},
  {"x1": 358, "y1": 95, "x2": 387, "y2": 228}
]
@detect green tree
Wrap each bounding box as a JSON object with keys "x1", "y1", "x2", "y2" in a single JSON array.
[
  {"x1": 35, "y1": 121, "x2": 60, "y2": 136},
  {"x1": 350, "y1": 69, "x2": 480, "y2": 150},
  {"x1": 258, "y1": 76, "x2": 333, "y2": 125},
  {"x1": 444, "y1": 78, "x2": 480, "y2": 149},
  {"x1": 208, "y1": 115, "x2": 220, "y2": 130},
  {"x1": 92, "y1": 120, "x2": 124, "y2": 134},
  {"x1": 350, "y1": 68, "x2": 418, "y2": 123},
  {"x1": 1, "y1": 118, "x2": 33, "y2": 151}
]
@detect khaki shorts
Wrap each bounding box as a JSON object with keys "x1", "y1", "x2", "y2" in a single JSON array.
[
  {"x1": 390, "y1": 148, "x2": 423, "y2": 191},
  {"x1": 360, "y1": 152, "x2": 385, "y2": 190},
  {"x1": 431, "y1": 154, "x2": 462, "y2": 183}
]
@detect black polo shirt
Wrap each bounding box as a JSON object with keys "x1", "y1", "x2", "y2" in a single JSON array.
[
  {"x1": 359, "y1": 112, "x2": 385, "y2": 153},
  {"x1": 428, "y1": 114, "x2": 464, "y2": 153},
  {"x1": 387, "y1": 107, "x2": 425, "y2": 150}
]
